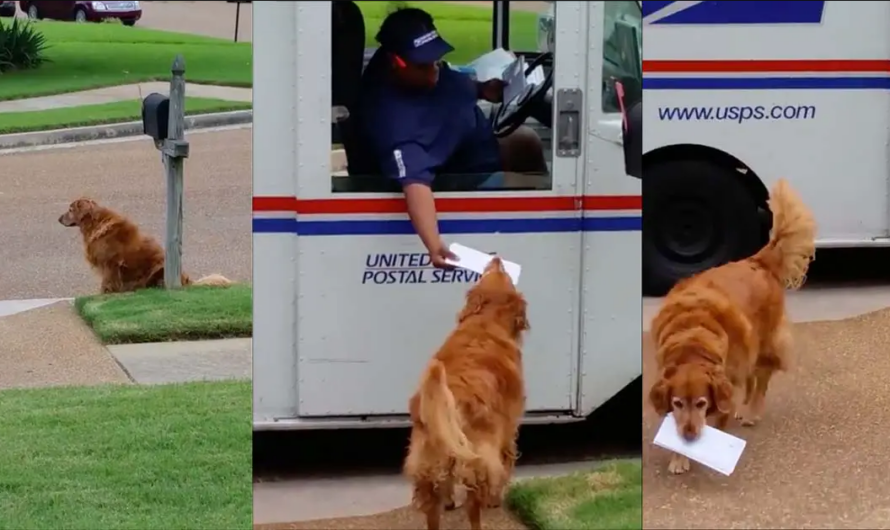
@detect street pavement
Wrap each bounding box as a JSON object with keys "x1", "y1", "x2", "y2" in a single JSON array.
[
  {"x1": 0, "y1": 127, "x2": 251, "y2": 299},
  {"x1": 139, "y1": 1, "x2": 253, "y2": 42}
]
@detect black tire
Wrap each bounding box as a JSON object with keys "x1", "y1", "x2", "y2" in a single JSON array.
[
  {"x1": 122, "y1": 18, "x2": 136, "y2": 26},
  {"x1": 643, "y1": 159, "x2": 761, "y2": 296}
]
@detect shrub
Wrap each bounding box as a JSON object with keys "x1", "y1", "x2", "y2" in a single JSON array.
[{"x1": 0, "y1": 17, "x2": 48, "y2": 73}]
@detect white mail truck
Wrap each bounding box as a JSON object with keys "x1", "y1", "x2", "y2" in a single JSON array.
[
  {"x1": 644, "y1": 0, "x2": 884, "y2": 294},
  {"x1": 252, "y1": 0, "x2": 642, "y2": 430}
]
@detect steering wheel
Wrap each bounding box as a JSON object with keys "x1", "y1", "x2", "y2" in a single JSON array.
[{"x1": 489, "y1": 52, "x2": 554, "y2": 138}]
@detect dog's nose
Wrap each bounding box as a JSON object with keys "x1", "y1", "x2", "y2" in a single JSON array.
[{"x1": 682, "y1": 428, "x2": 698, "y2": 442}]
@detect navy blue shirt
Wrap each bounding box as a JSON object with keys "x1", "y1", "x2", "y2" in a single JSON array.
[{"x1": 359, "y1": 54, "x2": 502, "y2": 187}]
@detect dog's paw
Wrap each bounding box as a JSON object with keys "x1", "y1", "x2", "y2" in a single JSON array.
[
  {"x1": 740, "y1": 415, "x2": 760, "y2": 427},
  {"x1": 486, "y1": 495, "x2": 504, "y2": 509},
  {"x1": 734, "y1": 407, "x2": 759, "y2": 426},
  {"x1": 668, "y1": 455, "x2": 690, "y2": 475}
]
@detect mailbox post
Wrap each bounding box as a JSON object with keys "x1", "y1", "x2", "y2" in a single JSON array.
[{"x1": 141, "y1": 55, "x2": 190, "y2": 289}]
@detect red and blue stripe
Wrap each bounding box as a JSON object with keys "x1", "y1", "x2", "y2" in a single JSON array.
[
  {"x1": 643, "y1": 59, "x2": 890, "y2": 90},
  {"x1": 252, "y1": 195, "x2": 642, "y2": 236}
]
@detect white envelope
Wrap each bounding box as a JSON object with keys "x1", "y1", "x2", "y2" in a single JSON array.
[
  {"x1": 445, "y1": 243, "x2": 521, "y2": 285},
  {"x1": 653, "y1": 413, "x2": 747, "y2": 476}
]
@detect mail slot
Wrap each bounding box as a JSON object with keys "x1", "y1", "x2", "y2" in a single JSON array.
[{"x1": 142, "y1": 93, "x2": 170, "y2": 142}]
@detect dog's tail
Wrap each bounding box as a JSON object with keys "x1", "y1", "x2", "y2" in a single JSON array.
[
  {"x1": 192, "y1": 273, "x2": 234, "y2": 287},
  {"x1": 418, "y1": 360, "x2": 477, "y2": 462},
  {"x1": 752, "y1": 179, "x2": 816, "y2": 290}
]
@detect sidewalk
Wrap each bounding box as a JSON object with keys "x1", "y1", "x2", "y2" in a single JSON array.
[
  {"x1": 110, "y1": 338, "x2": 251, "y2": 384},
  {"x1": 0, "y1": 299, "x2": 250, "y2": 389},
  {"x1": 0, "y1": 301, "x2": 129, "y2": 389},
  {"x1": 0, "y1": 82, "x2": 253, "y2": 113}
]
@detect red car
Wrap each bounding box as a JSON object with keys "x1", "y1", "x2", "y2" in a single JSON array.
[{"x1": 19, "y1": 1, "x2": 142, "y2": 26}]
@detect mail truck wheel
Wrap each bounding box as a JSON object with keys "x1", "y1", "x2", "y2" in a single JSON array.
[{"x1": 643, "y1": 159, "x2": 760, "y2": 296}]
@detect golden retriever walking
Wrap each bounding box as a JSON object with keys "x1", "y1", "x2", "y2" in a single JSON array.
[
  {"x1": 59, "y1": 197, "x2": 232, "y2": 294},
  {"x1": 648, "y1": 179, "x2": 816, "y2": 475},
  {"x1": 404, "y1": 258, "x2": 529, "y2": 530}
]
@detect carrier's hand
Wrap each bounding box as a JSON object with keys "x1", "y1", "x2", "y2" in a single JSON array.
[
  {"x1": 478, "y1": 78, "x2": 505, "y2": 103},
  {"x1": 430, "y1": 241, "x2": 458, "y2": 269}
]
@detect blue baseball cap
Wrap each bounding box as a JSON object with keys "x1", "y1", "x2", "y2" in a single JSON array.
[{"x1": 378, "y1": 12, "x2": 454, "y2": 64}]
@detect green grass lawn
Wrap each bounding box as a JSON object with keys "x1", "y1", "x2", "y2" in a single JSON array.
[
  {"x1": 357, "y1": 1, "x2": 541, "y2": 65},
  {"x1": 0, "y1": 380, "x2": 251, "y2": 530},
  {"x1": 0, "y1": 21, "x2": 252, "y2": 101},
  {"x1": 0, "y1": 96, "x2": 251, "y2": 135},
  {"x1": 75, "y1": 285, "x2": 252, "y2": 345},
  {"x1": 507, "y1": 459, "x2": 642, "y2": 530}
]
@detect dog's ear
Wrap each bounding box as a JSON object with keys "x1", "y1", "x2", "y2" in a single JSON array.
[
  {"x1": 508, "y1": 292, "x2": 529, "y2": 333},
  {"x1": 73, "y1": 198, "x2": 97, "y2": 221},
  {"x1": 457, "y1": 290, "x2": 485, "y2": 322},
  {"x1": 708, "y1": 368, "x2": 734, "y2": 414},
  {"x1": 648, "y1": 379, "x2": 670, "y2": 416},
  {"x1": 648, "y1": 370, "x2": 674, "y2": 416}
]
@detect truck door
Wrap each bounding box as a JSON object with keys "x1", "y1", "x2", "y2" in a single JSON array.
[{"x1": 289, "y1": 0, "x2": 586, "y2": 418}]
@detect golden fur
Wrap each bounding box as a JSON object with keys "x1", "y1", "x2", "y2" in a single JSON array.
[
  {"x1": 403, "y1": 258, "x2": 529, "y2": 530},
  {"x1": 59, "y1": 198, "x2": 232, "y2": 294},
  {"x1": 648, "y1": 179, "x2": 816, "y2": 475}
]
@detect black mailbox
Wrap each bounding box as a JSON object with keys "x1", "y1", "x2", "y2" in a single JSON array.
[
  {"x1": 623, "y1": 100, "x2": 642, "y2": 179},
  {"x1": 142, "y1": 93, "x2": 170, "y2": 142}
]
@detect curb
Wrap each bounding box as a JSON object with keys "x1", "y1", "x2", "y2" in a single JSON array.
[{"x1": 0, "y1": 110, "x2": 253, "y2": 150}]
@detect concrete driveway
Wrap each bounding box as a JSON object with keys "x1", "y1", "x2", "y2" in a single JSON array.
[
  {"x1": 0, "y1": 127, "x2": 251, "y2": 299},
  {"x1": 642, "y1": 286, "x2": 890, "y2": 528}
]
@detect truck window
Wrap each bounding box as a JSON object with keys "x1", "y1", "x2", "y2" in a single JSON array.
[
  {"x1": 509, "y1": 1, "x2": 553, "y2": 54},
  {"x1": 602, "y1": 1, "x2": 642, "y2": 112},
  {"x1": 330, "y1": 1, "x2": 554, "y2": 194}
]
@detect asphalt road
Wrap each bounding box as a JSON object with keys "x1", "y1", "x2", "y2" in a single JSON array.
[
  {"x1": 140, "y1": 1, "x2": 252, "y2": 42},
  {"x1": 0, "y1": 127, "x2": 251, "y2": 300}
]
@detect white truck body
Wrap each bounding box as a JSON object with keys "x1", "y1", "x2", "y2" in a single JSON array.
[{"x1": 645, "y1": 0, "x2": 890, "y2": 246}]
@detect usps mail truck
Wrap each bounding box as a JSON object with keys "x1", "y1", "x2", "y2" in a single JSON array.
[
  {"x1": 253, "y1": 0, "x2": 642, "y2": 430},
  {"x1": 643, "y1": 1, "x2": 886, "y2": 294}
]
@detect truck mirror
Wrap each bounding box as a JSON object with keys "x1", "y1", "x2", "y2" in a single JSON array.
[
  {"x1": 623, "y1": 101, "x2": 642, "y2": 179},
  {"x1": 142, "y1": 93, "x2": 170, "y2": 142}
]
